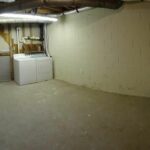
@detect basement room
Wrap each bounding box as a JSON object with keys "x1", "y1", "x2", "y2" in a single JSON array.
[{"x1": 0, "y1": 0, "x2": 150, "y2": 150}]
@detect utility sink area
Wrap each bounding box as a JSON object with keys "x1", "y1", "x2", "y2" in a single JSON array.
[{"x1": 13, "y1": 53, "x2": 53, "y2": 85}]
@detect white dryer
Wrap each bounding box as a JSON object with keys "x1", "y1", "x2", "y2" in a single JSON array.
[{"x1": 36, "y1": 57, "x2": 53, "y2": 82}]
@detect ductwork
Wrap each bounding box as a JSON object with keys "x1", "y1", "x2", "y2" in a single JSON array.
[{"x1": 0, "y1": 0, "x2": 123, "y2": 13}]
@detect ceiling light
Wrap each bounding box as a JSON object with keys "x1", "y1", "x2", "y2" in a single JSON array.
[
  {"x1": 0, "y1": 13, "x2": 58, "y2": 23},
  {"x1": 0, "y1": 0, "x2": 15, "y2": 2}
]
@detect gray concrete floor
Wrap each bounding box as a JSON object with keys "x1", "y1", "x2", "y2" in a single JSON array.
[{"x1": 0, "y1": 80, "x2": 150, "y2": 150}]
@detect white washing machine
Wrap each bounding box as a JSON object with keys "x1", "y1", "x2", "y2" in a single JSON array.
[{"x1": 14, "y1": 54, "x2": 53, "y2": 85}]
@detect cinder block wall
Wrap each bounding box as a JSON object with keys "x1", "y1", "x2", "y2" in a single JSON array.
[{"x1": 48, "y1": 3, "x2": 150, "y2": 97}]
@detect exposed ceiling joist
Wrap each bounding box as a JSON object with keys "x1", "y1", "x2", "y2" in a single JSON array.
[{"x1": 0, "y1": 0, "x2": 123, "y2": 14}]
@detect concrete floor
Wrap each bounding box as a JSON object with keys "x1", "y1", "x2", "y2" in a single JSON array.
[{"x1": 0, "y1": 80, "x2": 150, "y2": 150}]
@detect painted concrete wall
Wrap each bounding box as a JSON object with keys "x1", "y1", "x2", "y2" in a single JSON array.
[{"x1": 48, "y1": 3, "x2": 150, "y2": 97}]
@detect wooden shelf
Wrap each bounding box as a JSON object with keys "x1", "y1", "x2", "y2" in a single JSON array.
[{"x1": 24, "y1": 36, "x2": 44, "y2": 41}]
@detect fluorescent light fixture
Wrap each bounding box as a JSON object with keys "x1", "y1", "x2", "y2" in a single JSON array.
[
  {"x1": 0, "y1": 0, "x2": 15, "y2": 2},
  {"x1": 0, "y1": 13, "x2": 58, "y2": 23}
]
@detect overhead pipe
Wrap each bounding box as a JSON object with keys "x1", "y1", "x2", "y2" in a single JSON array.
[
  {"x1": 0, "y1": 0, "x2": 123, "y2": 13},
  {"x1": 48, "y1": 7, "x2": 93, "y2": 18},
  {"x1": 64, "y1": 7, "x2": 93, "y2": 15}
]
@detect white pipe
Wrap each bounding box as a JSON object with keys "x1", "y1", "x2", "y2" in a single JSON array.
[
  {"x1": 48, "y1": 7, "x2": 93, "y2": 18},
  {"x1": 16, "y1": 27, "x2": 20, "y2": 53},
  {"x1": 64, "y1": 7, "x2": 92, "y2": 15}
]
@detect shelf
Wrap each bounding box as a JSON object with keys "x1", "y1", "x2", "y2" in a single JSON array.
[{"x1": 23, "y1": 36, "x2": 44, "y2": 41}]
